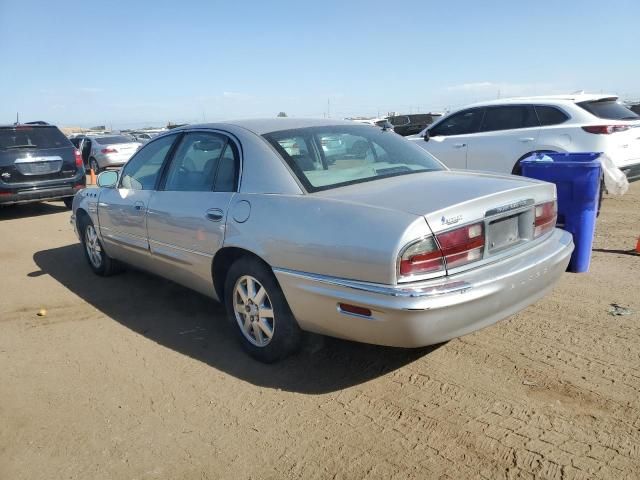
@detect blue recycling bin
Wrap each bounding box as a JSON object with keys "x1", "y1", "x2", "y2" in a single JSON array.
[{"x1": 521, "y1": 152, "x2": 602, "y2": 273}]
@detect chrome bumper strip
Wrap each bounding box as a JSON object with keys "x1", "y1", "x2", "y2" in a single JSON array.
[{"x1": 273, "y1": 268, "x2": 471, "y2": 298}]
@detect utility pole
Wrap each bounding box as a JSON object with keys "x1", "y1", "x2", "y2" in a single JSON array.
[{"x1": 327, "y1": 98, "x2": 331, "y2": 118}]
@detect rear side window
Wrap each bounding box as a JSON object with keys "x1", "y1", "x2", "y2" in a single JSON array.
[
  {"x1": 0, "y1": 126, "x2": 71, "y2": 150},
  {"x1": 535, "y1": 106, "x2": 569, "y2": 126},
  {"x1": 578, "y1": 99, "x2": 639, "y2": 120},
  {"x1": 480, "y1": 106, "x2": 538, "y2": 132},
  {"x1": 163, "y1": 132, "x2": 234, "y2": 192},
  {"x1": 430, "y1": 108, "x2": 484, "y2": 136},
  {"x1": 95, "y1": 135, "x2": 135, "y2": 145}
]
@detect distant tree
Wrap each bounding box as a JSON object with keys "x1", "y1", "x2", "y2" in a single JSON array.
[{"x1": 277, "y1": 112, "x2": 288, "y2": 117}]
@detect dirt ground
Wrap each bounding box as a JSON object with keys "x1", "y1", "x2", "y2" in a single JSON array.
[{"x1": 1, "y1": 183, "x2": 639, "y2": 480}]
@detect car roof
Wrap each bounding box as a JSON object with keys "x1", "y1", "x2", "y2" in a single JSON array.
[
  {"x1": 174, "y1": 118, "x2": 360, "y2": 135},
  {"x1": 461, "y1": 93, "x2": 619, "y2": 109}
]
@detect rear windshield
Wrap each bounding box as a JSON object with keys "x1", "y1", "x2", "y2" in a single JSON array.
[
  {"x1": 0, "y1": 126, "x2": 71, "y2": 150},
  {"x1": 95, "y1": 135, "x2": 135, "y2": 145},
  {"x1": 263, "y1": 125, "x2": 444, "y2": 192},
  {"x1": 577, "y1": 99, "x2": 639, "y2": 120}
]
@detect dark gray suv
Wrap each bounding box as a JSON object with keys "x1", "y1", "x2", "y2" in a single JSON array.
[{"x1": 0, "y1": 123, "x2": 85, "y2": 208}]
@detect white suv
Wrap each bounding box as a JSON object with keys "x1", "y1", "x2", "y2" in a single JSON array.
[{"x1": 409, "y1": 94, "x2": 640, "y2": 181}]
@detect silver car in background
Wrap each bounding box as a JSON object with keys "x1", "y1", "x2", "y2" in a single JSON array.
[
  {"x1": 80, "y1": 134, "x2": 141, "y2": 173},
  {"x1": 71, "y1": 118, "x2": 573, "y2": 362}
]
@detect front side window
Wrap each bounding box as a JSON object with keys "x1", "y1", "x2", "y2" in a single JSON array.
[
  {"x1": 430, "y1": 108, "x2": 484, "y2": 137},
  {"x1": 480, "y1": 106, "x2": 538, "y2": 132},
  {"x1": 120, "y1": 134, "x2": 177, "y2": 190},
  {"x1": 264, "y1": 125, "x2": 443, "y2": 192},
  {"x1": 163, "y1": 132, "x2": 237, "y2": 192},
  {"x1": 535, "y1": 105, "x2": 569, "y2": 126}
]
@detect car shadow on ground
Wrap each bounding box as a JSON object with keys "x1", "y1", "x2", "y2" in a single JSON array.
[
  {"x1": 0, "y1": 202, "x2": 68, "y2": 220},
  {"x1": 33, "y1": 244, "x2": 439, "y2": 394}
]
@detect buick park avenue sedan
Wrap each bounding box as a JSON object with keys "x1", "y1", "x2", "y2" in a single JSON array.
[{"x1": 71, "y1": 119, "x2": 573, "y2": 362}]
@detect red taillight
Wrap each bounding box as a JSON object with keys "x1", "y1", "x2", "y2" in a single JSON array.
[
  {"x1": 101, "y1": 148, "x2": 118, "y2": 154},
  {"x1": 534, "y1": 201, "x2": 557, "y2": 237},
  {"x1": 399, "y1": 236, "x2": 444, "y2": 277},
  {"x1": 74, "y1": 149, "x2": 83, "y2": 168},
  {"x1": 399, "y1": 222, "x2": 486, "y2": 279},
  {"x1": 582, "y1": 125, "x2": 630, "y2": 134},
  {"x1": 436, "y1": 222, "x2": 485, "y2": 269}
]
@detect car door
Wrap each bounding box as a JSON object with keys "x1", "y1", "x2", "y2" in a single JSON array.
[
  {"x1": 466, "y1": 105, "x2": 540, "y2": 174},
  {"x1": 146, "y1": 130, "x2": 240, "y2": 297},
  {"x1": 419, "y1": 108, "x2": 484, "y2": 169},
  {"x1": 97, "y1": 133, "x2": 179, "y2": 268}
]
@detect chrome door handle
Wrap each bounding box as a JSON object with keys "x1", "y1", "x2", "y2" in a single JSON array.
[
  {"x1": 206, "y1": 208, "x2": 224, "y2": 222},
  {"x1": 519, "y1": 137, "x2": 534, "y2": 142},
  {"x1": 134, "y1": 201, "x2": 145, "y2": 211},
  {"x1": 453, "y1": 143, "x2": 466, "y2": 148}
]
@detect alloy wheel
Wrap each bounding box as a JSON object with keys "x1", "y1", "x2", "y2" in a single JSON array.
[
  {"x1": 84, "y1": 224, "x2": 102, "y2": 268},
  {"x1": 232, "y1": 275, "x2": 275, "y2": 347}
]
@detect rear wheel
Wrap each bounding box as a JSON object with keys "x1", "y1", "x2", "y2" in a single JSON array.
[
  {"x1": 89, "y1": 158, "x2": 100, "y2": 174},
  {"x1": 224, "y1": 257, "x2": 301, "y2": 363},
  {"x1": 79, "y1": 216, "x2": 120, "y2": 276}
]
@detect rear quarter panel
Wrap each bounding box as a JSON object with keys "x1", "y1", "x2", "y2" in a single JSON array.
[{"x1": 223, "y1": 193, "x2": 429, "y2": 285}]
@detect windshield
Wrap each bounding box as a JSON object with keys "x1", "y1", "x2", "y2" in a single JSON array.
[
  {"x1": 0, "y1": 126, "x2": 71, "y2": 150},
  {"x1": 578, "y1": 99, "x2": 639, "y2": 120},
  {"x1": 95, "y1": 135, "x2": 136, "y2": 145},
  {"x1": 263, "y1": 125, "x2": 444, "y2": 192}
]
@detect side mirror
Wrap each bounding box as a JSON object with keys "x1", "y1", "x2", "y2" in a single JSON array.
[
  {"x1": 97, "y1": 170, "x2": 118, "y2": 188},
  {"x1": 423, "y1": 129, "x2": 430, "y2": 142}
]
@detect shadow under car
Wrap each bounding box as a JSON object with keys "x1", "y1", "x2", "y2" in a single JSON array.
[{"x1": 33, "y1": 243, "x2": 440, "y2": 394}]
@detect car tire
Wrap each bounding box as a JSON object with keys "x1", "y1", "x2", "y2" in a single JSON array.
[
  {"x1": 79, "y1": 215, "x2": 120, "y2": 276},
  {"x1": 62, "y1": 197, "x2": 73, "y2": 209},
  {"x1": 89, "y1": 158, "x2": 100, "y2": 174},
  {"x1": 224, "y1": 257, "x2": 301, "y2": 363}
]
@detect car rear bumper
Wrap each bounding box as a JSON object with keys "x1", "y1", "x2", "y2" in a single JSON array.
[
  {"x1": 0, "y1": 174, "x2": 85, "y2": 205},
  {"x1": 274, "y1": 228, "x2": 574, "y2": 348}
]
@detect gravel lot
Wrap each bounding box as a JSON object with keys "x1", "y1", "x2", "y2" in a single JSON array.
[{"x1": 1, "y1": 183, "x2": 639, "y2": 479}]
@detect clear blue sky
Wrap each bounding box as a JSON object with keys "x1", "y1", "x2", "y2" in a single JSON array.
[{"x1": 1, "y1": 0, "x2": 639, "y2": 128}]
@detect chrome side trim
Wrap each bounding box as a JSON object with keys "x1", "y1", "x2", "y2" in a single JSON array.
[
  {"x1": 149, "y1": 239, "x2": 214, "y2": 258},
  {"x1": 273, "y1": 267, "x2": 471, "y2": 298}
]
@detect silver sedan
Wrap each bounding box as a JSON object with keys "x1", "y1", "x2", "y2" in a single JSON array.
[{"x1": 71, "y1": 118, "x2": 573, "y2": 362}]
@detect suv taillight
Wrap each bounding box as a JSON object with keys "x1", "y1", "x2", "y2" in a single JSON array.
[
  {"x1": 398, "y1": 222, "x2": 485, "y2": 279},
  {"x1": 534, "y1": 201, "x2": 557, "y2": 237},
  {"x1": 582, "y1": 125, "x2": 630, "y2": 134},
  {"x1": 74, "y1": 149, "x2": 83, "y2": 168}
]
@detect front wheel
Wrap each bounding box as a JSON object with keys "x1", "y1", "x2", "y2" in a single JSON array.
[
  {"x1": 80, "y1": 216, "x2": 120, "y2": 276},
  {"x1": 224, "y1": 257, "x2": 301, "y2": 363}
]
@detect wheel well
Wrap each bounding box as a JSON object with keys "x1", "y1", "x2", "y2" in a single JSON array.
[
  {"x1": 211, "y1": 247, "x2": 270, "y2": 300},
  {"x1": 512, "y1": 150, "x2": 557, "y2": 175},
  {"x1": 76, "y1": 208, "x2": 90, "y2": 232}
]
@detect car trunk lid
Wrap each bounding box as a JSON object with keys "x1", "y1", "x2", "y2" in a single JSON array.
[{"x1": 315, "y1": 170, "x2": 557, "y2": 275}]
